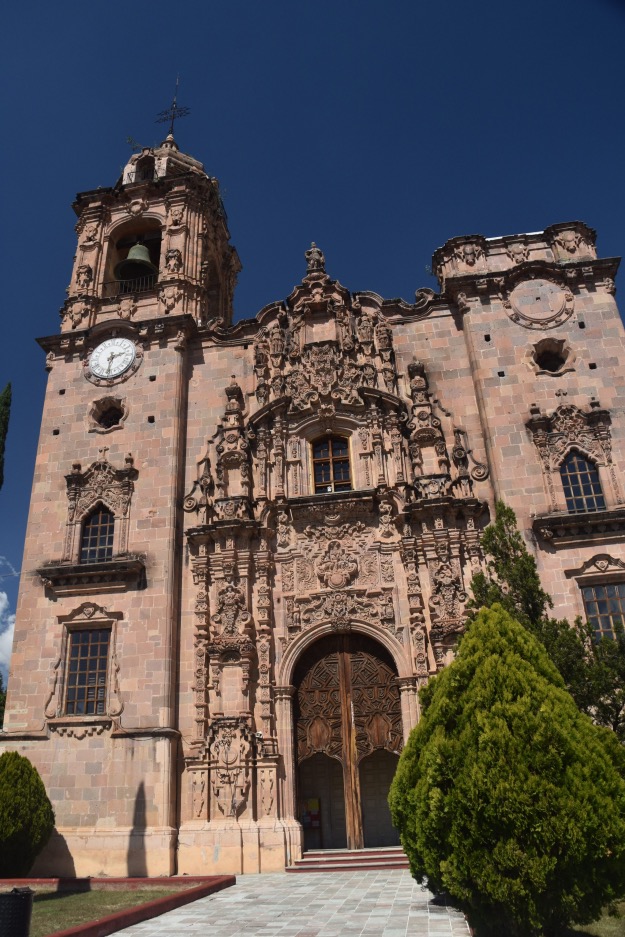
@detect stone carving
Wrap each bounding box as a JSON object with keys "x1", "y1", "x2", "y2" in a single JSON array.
[
  {"x1": 258, "y1": 768, "x2": 275, "y2": 816},
  {"x1": 300, "y1": 590, "x2": 386, "y2": 630},
  {"x1": 316, "y1": 540, "x2": 359, "y2": 589},
  {"x1": 553, "y1": 228, "x2": 596, "y2": 259},
  {"x1": 168, "y1": 204, "x2": 184, "y2": 226},
  {"x1": 165, "y1": 248, "x2": 183, "y2": 273},
  {"x1": 381, "y1": 556, "x2": 395, "y2": 584},
  {"x1": 82, "y1": 221, "x2": 99, "y2": 243},
  {"x1": 505, "y1": 241, "x2": 529, "y2": 265},
  {"x1": 117, "y1": 297, "x2": 136, "y2": 321},
  {"x1": 505, "y1": 278, "x2": 574, "y2": 330},
  {"x1": 527, "y1": 402, "x2": 613, "y2": 473},
  {"x1": 159, "y1": 283, "x2": 181, "y2": 314},
  {"x1": 208, "y1": 719, "x2": 253, "y2": 817},
  {"x1": 378, "y1": 503, "x2": 396, "y2": 539},
  {"x1": 360, "y1": 552, "x2": 379, "y2": 587},
  {"x1": 276, "y1": 511, "x2": 292, "y2": 549},
  {"x1": 428, "y1": 559, "x2": 467, "y2": 665},
  {"x1": 454, "y1": 241, "x2": 484, "y2": 270},
  {"x1": 76, "y1": 264, "x2": 93, "y2": 290},
  {"x1": 296, "y1": 557, "x2": 316, "y2": 590},
  {"x1": 192, "y1": 773, "x2": 206, "y2": 819},
  {"x1": 183, "y1": 454, "x2": 214, "y2": 518},
  {"x1": 567, "y1": 553, "x2": 625, "y2": 577},
  {"x1": 212, "y1": 582, "x2": 252, "y2": 640},
  {"x1": 213, "y1": 378, "x2": 252, "y2": 504},
  {"x1": 63, "y1": 451, "x2": 137, "y2": 560},
  {"x1": 305, "y1": 242, "x2": 325, "y2": 273},
  {"x1": 281, "y1": 561, "x2": 295, "y2": 592}
]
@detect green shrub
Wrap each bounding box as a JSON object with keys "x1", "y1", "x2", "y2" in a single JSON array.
[
  {"x1": 0, "y1": 752, "x2": 55, "y2": 876},
  {"x1": 389, "y1": 604, "x2": 625, "y2": 937}
]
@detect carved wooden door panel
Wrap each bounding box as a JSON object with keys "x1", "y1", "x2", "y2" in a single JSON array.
[{"x1": 295, "y1": 634, "x2": 402, "y2": 851}]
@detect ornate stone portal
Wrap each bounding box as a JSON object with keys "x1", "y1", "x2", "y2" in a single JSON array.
[{"x1": 3, "y1": 136, "x2": 624, "y2": 878}]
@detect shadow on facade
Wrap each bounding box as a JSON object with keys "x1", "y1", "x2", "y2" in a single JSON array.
[
  {"x1": 31, "y1": 829, "x2": 77, "y2": 879},
  {"x1": 127, "y1": 782, "x2": 147, "y2": 876}
]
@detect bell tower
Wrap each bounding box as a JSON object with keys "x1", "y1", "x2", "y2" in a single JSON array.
[
  {"x1": 2, "y1": 134, "x2": 241, "y2": 876},
  {"x1": 65, "y1": 133, "x2": 240, "y2": 331}
]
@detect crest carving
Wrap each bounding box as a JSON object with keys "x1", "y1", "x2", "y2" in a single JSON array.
[{"x1": 315, "y1": 540, "x2": 359, "y2": 590}]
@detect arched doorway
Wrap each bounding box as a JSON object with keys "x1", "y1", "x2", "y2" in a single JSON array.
[{"x1": 293, "y1": 633, "x2": 402, "y2": 851}]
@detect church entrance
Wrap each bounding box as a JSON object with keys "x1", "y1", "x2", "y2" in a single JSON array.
[{"x1": 294, "y1": 633, "x2": 402, "y2": 851}]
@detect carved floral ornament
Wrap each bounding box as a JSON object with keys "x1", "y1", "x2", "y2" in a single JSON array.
[
  {"x1": 527, "y1": 401, "x2": 612, "y2": 473},
  {"x1": 57, "y1": 448, "x2": 137, "y2": 565},
  {"x1": 65, "y1": 449, "x2": 137, "y2": 524}
]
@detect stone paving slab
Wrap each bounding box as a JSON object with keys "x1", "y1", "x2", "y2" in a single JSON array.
[{"x1": 114, "y1": 870, "x2": 471, "y2": 936}]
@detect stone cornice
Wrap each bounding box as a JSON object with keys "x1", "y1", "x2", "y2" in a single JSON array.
[
  {"x1": 533, "y1": 508, "x2": 625, "y2": 546},
  {"x1": 37, "y1": 313, "x2": 196, "y2": 357},
  {"x1": 38, "y1": 555, "x2": 146, "y2": 596}
]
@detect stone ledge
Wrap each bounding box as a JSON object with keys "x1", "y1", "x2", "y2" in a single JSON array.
[
  {"x1": 533, "y1": 507, "x2": 625, "y2": 546},
  {"x1": 37, "y1": 556, "x2": 146, "y2": 596}
]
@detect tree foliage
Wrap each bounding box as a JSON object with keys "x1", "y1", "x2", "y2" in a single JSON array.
[
  {"x1": 468, "y1": 501, "x2": 625, "y2": 740},
  {"x1": 0, "y1": 751, "x2": 55, "y2": 876},
  {"x1": 389, "y1": 604, "x2": 625, "y2": 937},
  {"x1": 0, "y1": 383, "x2": 11, "y2": 492}
]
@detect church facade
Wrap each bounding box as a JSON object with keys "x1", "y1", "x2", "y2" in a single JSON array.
[{"x1": 2, "y1": 137, "x2": 625, "y2": 876}]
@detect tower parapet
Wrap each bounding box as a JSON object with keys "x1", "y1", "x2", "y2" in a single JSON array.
[{"x1": 64, "y1": 135, "x2": 240, "y2": 332}]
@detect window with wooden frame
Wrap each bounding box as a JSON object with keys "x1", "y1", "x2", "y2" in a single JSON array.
[
  {"x1": 581, "y1": 582, "x2": 625, "y2": 641},
  {"x1": 560, "y1": 451, "x2": 606, "y2": 514},
  {"x1": 80, "y1": 506, "x2": 115, "y2": 564},
  {"x1": 312, "y1": 437, "x2": 352, "y2": 494},
  {"x1": 63, "y1": 627, "x2": 111, "y2": 716}
]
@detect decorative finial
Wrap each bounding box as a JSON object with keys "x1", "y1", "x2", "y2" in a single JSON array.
[
  {"x1": 156, "y1": 76, "x2": 191, "y2": 138},
  {"x1": 305, "y1": 242, "x2": 325, "y2": 273}
]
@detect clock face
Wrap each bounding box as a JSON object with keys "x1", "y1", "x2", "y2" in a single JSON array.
[{"x1": 89, "y1": 338, "x2": 136, "y2": 380}]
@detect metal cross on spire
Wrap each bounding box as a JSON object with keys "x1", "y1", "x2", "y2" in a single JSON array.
[{"x1": 156, "y1": 76, "x2": 191, "y2": 137}]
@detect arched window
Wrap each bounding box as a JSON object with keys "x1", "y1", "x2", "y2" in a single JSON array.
[
  {"x1": 312, "y1": 437, "x2": 352, "y2": 493},
  {"x1": 560, "y1": 451, "x2": 606, "y2": 514},
  {"x1": 80, "y1": 506, "x2": 115, "y2": 564}
]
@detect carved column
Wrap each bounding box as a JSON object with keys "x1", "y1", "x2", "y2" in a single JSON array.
[
  {"x1": 397, "y1": 677, "x2": 419, "y2": 738},
  {"x1": 274, "y1": 685, "x2": 297, "y2": 819}
]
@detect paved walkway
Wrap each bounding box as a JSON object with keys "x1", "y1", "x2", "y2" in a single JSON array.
[{"x1": 115, "y1": 870, "x2": 471, "y2": 936}]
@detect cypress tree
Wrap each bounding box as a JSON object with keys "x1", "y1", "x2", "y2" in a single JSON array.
[
  {"x1": 0, "y1": 751, "x2": 55, "y2": 876},
  {"x1": 468, "y1": 501, "x2": 625, "y2": 739},
  {"x1": 389, "y1": 604, "x2": 625, "y2": 937},
  {"x1": 0, "y1": 383, "x2": 11, "y2": 492}
]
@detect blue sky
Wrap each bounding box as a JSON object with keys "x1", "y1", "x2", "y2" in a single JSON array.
[{"x1": 0, "y1": 0, "x2": 624, "y2": 681}]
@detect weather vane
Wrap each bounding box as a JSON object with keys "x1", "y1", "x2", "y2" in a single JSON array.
[{"x1": 156, "y1": 76, "x2": 191, "y2": 136}]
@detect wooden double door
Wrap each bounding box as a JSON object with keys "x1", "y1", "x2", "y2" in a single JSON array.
[{"x1": 294, "y1": 633, "x2": 402, "y2": 851}]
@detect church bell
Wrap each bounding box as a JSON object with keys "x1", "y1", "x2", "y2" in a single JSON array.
[{"x1": 115, "y1": 242, "x2": 158, "y2": 281}]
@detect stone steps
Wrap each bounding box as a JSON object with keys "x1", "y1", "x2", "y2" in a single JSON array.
[{"x1": 286, "y1": 846, "x2": 410, "y2": 873}]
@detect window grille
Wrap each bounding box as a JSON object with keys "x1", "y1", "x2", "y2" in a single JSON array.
[
  {"x1": 80, "y1": 507, "x2": 115, "y2": 564},
  {"x1": 64, "y1": 628, "x2": 110, "y2": 715},
  {"x1": 560, "y1": 451, "x2": 606, "y2": 514},
  {"x1": 581, "y1": 583, "x2": 625, "y2": 640}
]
